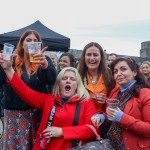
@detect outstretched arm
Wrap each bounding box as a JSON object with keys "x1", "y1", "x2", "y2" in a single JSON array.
[{"x1": 0, "y1": 53, "x2": 46, "y2": 110}]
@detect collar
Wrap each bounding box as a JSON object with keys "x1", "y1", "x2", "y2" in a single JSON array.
[
  {"x1": 120, "y1": 80, "x2": 136, "y2": 93},
  {"x1": 86, "y1": 73, "x2": 105, "y2": 94},
  {"x1": 53, "y1": 94, "x2": 80, "y2": 104}
]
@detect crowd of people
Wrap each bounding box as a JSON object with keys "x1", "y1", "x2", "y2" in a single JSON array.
[{"x1": 0, "y1": 29, "x2": 150, "y2": 150}]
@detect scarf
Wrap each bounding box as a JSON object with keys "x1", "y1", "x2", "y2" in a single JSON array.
[{"x1": 107, "y1": 81, "x2": 136, "y2": 150}]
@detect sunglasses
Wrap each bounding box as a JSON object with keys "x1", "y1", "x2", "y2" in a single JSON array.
[{"x1": 121, "y1": 56, "x2": 134, "y2": 63}]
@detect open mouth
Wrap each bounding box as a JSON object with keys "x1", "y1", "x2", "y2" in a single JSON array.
[
  {"x1": 89, "y1": 62, "x2": 96, "y2": 64},
  {"x1": 65, "y1": 85, "x2": 71, "y2": 91},
  {"x1": 89, "y1": 62, "x2": 97, "y2": 66}
]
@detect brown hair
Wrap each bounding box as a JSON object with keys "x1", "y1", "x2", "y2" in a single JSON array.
[
  {"x1": 78, "y1": 42, "x2": 115, "y2": 94},
  {"x1": 59, "y1": 52, "x2": 75, "y2": 67},
  {"x1": 110, "y1": 57, "x2": 150, "y2": 96}
]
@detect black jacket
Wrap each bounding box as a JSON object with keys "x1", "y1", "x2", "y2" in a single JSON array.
[{"x1": 0, "y1": 56, "x2": 57, "y2": 110}]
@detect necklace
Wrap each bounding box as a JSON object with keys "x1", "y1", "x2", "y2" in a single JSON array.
[
  {"x1": 90, "y1": 76, "x2": 97, "y2": 84},
  {"x1": 91, "y1": 80, "x2": 96, "y2": 84}
]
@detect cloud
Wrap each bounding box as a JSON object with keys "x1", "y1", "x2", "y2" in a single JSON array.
[{"x1": 74, "y1": 20, "x2": 150, "y2": 40}]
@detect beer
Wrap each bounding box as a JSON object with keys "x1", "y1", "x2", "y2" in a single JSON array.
[
  {"x1": 27, "y1": 42, "x2": 41, "y2": 63},
  {"x1": 29, "y1": 53, "x2": 40, "y2": 63}
]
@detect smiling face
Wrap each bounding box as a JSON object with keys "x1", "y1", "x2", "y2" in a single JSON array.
[
  {"x1": 60, "y1": 70, "x2": 77, "y2": 98},
  {"x1": 85, "y1": 46, "x2": 101, "y2": 71},
  {"x1": 58, "y1": 56, "x2": 71, "y2": 70},
  {"x1": 113, "y1": 61, "x2": 137, "y2": 87},
  {"x1": 142, "y1": 63, "x2": 150, "y2": 76}
]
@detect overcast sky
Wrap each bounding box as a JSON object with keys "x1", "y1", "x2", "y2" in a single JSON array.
[{"x1": 1, "y1": 0, "x2": 150, "y2": 56}]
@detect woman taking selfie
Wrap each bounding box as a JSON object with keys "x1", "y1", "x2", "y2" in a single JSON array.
[{"x1": 0, "y1": 52, "x2": 98, "y2": 150}]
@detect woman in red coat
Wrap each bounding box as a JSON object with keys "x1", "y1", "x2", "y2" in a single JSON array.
[
  {"x1": 0, "y1": 52, "x2": 98, "y2": 150},
  {"x1": 92, "y1": 57, "x2": 150, "y2": 150}
]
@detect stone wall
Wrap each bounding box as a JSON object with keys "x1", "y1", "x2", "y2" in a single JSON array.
[
  {"x1": 69, "y1": 48, "x2": 150, "y2": 65},
  {"x1": 140, "y1": 41, "x2": 150, "y2": 58}
]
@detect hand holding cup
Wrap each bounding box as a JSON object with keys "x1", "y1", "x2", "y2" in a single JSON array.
[
  {"x1": 0, "y1": 51, "x2": 14, "y2": 70},
  {"x1": 3, "y1": 43, "x2": 15, "y2": 61},
  {"x1": 106, "y1": 99, "x2": 119, "y2": 121},
  {"x1": 27, "y1": 42, "x2": 41, "y2": 63},
  {"x1": 92, "y1": 93, "x2": 107, "y2": 104}
]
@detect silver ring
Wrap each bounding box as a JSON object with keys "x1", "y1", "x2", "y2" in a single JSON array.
[{"x1": 50, "y1": 131, "x2": 52, "y2": 135}]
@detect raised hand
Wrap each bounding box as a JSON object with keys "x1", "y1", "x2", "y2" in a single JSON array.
[
  {"x1": 33, "y1": 46, "x2": 48, "y2": 69},
  {"x1": 0, "y1": 51, "x2": 15, "y2": 80},
  {"x1": 0, "y1": 52, "x2": 13, "y2": 70}
]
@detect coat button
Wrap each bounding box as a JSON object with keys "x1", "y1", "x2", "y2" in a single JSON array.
[
  {"x1": 124, "y1": 137, "x2": 127, "y2": 140},
  {"x1": 126, "y1": 148, "x2": 130, "y2": 150}
]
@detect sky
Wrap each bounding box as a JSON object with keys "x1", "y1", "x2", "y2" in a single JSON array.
[{"x1": 1, "y1": 0, "x2": 150, "y2": 57}]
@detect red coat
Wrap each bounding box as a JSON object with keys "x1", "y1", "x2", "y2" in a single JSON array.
[
  {"x1": 109, "y1": 87, "x2": 150, "y2": 150},
  {"x1": 8, "y1": 73, "x2": 98, "y2": 150}
]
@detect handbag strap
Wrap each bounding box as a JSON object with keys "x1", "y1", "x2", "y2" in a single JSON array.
[
  {"x1": 46, "y1": 103, "x2": 57, "y2": 127},
  {"x1": 40, "y1": 103, "x2": 56, "y2": 143},
  {"x1": 72, "y1": 102, "x2": 81, "y2": 126},
  {"x1": 85, "y1": 124, "x2": 101, "y2": 140},
  {"x1": 72, "y1": 102, "x2": 81, "y2": 147}
]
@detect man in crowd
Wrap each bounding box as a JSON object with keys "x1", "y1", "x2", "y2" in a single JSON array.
[{"x1": 108, "y1": 53, "x2": 118, "y2": 67}]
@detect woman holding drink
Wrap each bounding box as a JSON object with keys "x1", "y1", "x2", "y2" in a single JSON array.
[
  {"x1": 91, "y1": 57, "x2": 150, "y2": 150},
  {"x1": 0, "y1": 30, "x2": 57, "y2": 149},
  {"x1": 78, "y1": 42, "x2": 116, "y2": 138},
  {"x1": 78, "y1": 42, "x2": 115, "y2": 113}
]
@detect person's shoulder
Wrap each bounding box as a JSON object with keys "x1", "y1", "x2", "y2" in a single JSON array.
[
  {"x1": 80, "y1": 98, "x2": 96, "y2": 110},
  {"x1": 45, "y1": 55, "x2": 51, "y2": 61},
  {"x1": 139, "y1": 88, "x2": 150, "y2": 102},
  {"x1": 80, "y1": 97, "x2": 93, "y2": 104},
  {"x1": 140, "y1": 88, "x2": 150, "y2": 94},
  {"x1": 109, "y1": 86, "x2": 120, "y2": 96}
]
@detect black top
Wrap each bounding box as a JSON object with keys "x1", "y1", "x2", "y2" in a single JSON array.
[{"x1": 0, "y1": 56, "x2": 57, "y2": 110}]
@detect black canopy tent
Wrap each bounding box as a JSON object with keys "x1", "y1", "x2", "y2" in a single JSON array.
[{"x1": 0, "y1": 20, "x2": 70, "y2": 52}]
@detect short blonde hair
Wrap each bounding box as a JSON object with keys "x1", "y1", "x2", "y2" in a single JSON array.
[{"x1": 52, "y1": 67, "x2": 90, "y2": 100}]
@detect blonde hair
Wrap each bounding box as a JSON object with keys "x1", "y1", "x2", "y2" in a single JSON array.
[{"x1": 52, "y1": 67, "x2": 90, "y2": 100}]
